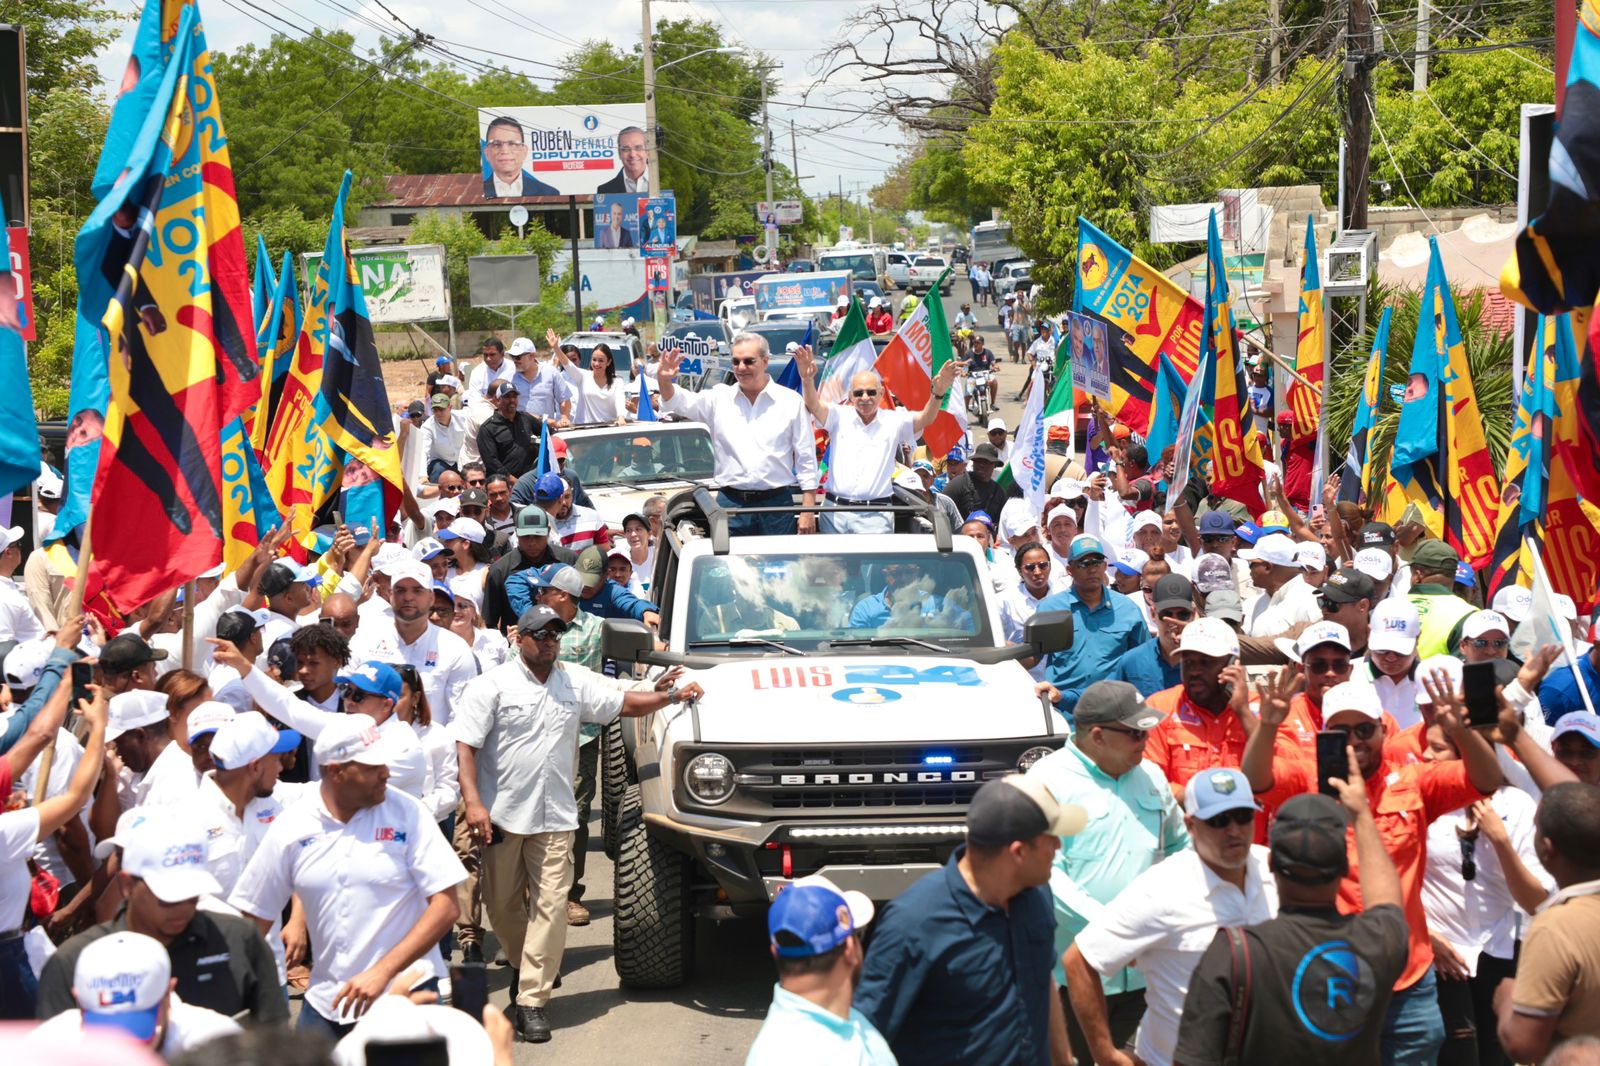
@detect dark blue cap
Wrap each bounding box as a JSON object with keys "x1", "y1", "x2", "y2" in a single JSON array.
[
  {"x1": 768, "y1": 884, "x2": 855, "y2": 958},
  {"x1": 1198, "y1": 511, "x2": 1238, "y2": 536},
  {"x1": 534, "y1": 472, "x2": 567, "y2": 502}
]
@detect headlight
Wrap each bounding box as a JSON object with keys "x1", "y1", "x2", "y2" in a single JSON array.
[
  {"x1": 1016, "y1": 746, "x2": 1054, "y2": 774},
  {"x1": 684, "y1": 753, "x2": 736, "y2": 805}
]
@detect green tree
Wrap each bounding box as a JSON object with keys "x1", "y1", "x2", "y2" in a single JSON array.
[
  {"x1": 1, "y1": 0, "x2": 123, "y2": 98},
  {"x1": 407, "y1": 212, "x2": 572, "y2": 346}
]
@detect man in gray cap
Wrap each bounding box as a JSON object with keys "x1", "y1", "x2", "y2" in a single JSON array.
[
  {"x1": 855, "y1": 775, "x2": 1086, "y2": 1065},
  {"x1": 1175, "y1": 752, "x2": 1408, "y2": 1065},
  {"x1": 1024, "y1": 680, "x2": 1187, "y2": 1063},
  {"x1": 481, "y1": 506, "x2": 576, "y2": 633}
]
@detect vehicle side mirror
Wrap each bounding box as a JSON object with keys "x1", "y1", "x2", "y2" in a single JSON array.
[
  {"x1": 602, "y1": 618, "x2": 655, "y2": 663},
  {"x1": 1024, "y1": 611, "x2": 1073, "y2": 656}
]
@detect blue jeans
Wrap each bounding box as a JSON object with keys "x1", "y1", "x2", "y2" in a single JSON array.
[
  {"x1": 297, "y1": 977, "x2": 440, "y2": 1038},
  {"x1": 427, "y1": 457, "x2": 458, "y2": 481},
  {"x1": 717, "y1": 488, "x2": 797, "y2": 536},
  {"x1": 1382, "y1": 966, "x2": 1446, "y2": 1066},
  {"x1": 0, "y1": 936, "x2": 36, "y2": 1021}
]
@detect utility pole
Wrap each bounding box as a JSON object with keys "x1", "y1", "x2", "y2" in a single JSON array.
[
  {"x1": 1342, "y1": 0, "x2": 1373, "y2": 230},
  {"x1": 790, "y1": 120, "x2": 802, "y2": 186},
  {"x1": 1413, "y1": 0, "x2": 1431, "y2": 91},
  {"x1": 759, "y1": 70, "x2": 774, "y2": 206},
  {"x1": 641, "y1": 0, "x2": 660, "y2": 193},
  {"x1": 1268, "y1": 0, "x2": 1281, "y2": 82}
]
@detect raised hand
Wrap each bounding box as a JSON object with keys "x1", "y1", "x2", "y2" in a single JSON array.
[{"x1": 1256, "y1": 664, "x2": 1304, "y2": 729}]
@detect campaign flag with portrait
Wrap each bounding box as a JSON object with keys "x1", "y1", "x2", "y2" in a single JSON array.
[{"x1": 63, "y1": 0, "x2": 257, "y2": 610}]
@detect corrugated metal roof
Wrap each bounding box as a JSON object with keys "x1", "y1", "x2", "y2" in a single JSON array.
[{"x1": 375, "y1": 173, "x2": 575, "y2": 208}]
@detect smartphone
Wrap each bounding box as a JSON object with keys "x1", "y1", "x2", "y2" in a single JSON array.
[
  {"x1": 1316, "y1": 730, "x2": 1348, "y2": 798},
  {"x1": 1463, "y1": 660, "x2": 1499, "y2": 728},
  {"x1": 449, "y1": 962, "x2": 487, "y2": 1021},
  {"x1": 70, "y1": 660, "x2": 93, "y2": 706},
  {"x1": 365, "y1": 1037, "x2": 449, "y2": 1066},
  {"x1": 332, "y1": 509, "x2": 344, "y2": 527}
]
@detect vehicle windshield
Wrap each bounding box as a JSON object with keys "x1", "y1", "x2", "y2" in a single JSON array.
[
  {"x1": 819, "y1": 253, "x2": 876, "y2": 280},
  {"x1": 563, "y1": 427, "x2": 715, "y2": 486},
  {"x1": 684, "y1": 552, "x2": 993, "y2": 652}
]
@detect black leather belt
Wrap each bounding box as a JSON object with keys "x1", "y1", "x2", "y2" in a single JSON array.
[
  {"x1": 719, "y1": 486, "x2": 797, "y2": 503},
  {"x1": 0, "y1": 929, "x2": 24, "y2": 943},
  {"x1": 825, "y1": 492, "x2": 894, "y2": 505}
]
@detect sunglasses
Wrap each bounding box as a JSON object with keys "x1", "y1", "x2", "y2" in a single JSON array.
[
  {"x1": 1159, "y1": 608, "x2": 1194, "y2": 622},
  {"x1": 1554, "y1": 743, "x2": 1600, "y2": 760},
  {"x1": 1020, "y1": 561, "x2": 1053, "y2": 574},
  {"x1": 1203, "y1": 809, "x2": 1256, "y2": 830},
  {"x1": 1317, "y1": 596, "x2": 1348, "y2": 612},
  {"x1": 1304, "y1": 658, "x2": 1350, "y2": 675},
  {"x1": 852, "y1": 388, "x2": 879, "y2": 398},
  {"x1": 1201, "y1": 535, "x2": 1234, "y2": 545},
  {"x1": 1326, "y1": 720, "x2": 1381, "y2": 741},
  {"x1": 1460, "y1": 834, "x2": 1477, "y2": 882},
  {"x1": 339, "y1": 685, "x2": 381, "y2": 703},
  {"x1": 1468, "y1": 638, "x2": 1509, "y2": 650},
  {"x1": 1070, "y1": 556, "x2": 1106, "y2": 569},
  {"x1": 1098, "y1": 724, "x2": 1148, "y2": 741},
  {"x1": 731, "y1": 357, "x2": 759, "y2": 367},
  {"x1": 528, "y1": 628, "x2": 564, "y2": 642}
]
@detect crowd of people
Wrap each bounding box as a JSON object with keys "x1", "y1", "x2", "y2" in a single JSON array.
[{"x1": 1, "y1": 316, "x2": 1599, "y2": 1066}]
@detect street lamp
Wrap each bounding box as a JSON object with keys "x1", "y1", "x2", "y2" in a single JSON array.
[{"x1": 640, "y1": 16, "x2": 744, "y2": 192}]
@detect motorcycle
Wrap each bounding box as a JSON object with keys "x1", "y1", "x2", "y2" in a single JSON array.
[{"x1": 968, "y1": 369, "x2": 993, "y2": 420}]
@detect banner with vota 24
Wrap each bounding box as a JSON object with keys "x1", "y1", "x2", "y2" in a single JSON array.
[{"x1": 477, "y1": 104, "x2": 648, "y2": 199}]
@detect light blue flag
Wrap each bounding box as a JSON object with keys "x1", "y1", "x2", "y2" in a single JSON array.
[
  {"x1": 0, "y1": 197, "x2": 39, "y2": 498},
  {"x1": 1143, "y1": 353, "x2": 1187, "y2": 464},
  {"x1": 536, "y1": 416, "x2": 553, "y2": 479},
  {"x1": 636, "y1": 368, "x2": 657, "y2": 422},
  {"x1": 251, "y1": 234, "x2": 275, "y2": 333},
  {"x1": 1166, "y1": 351, "x2": 1211, "y2": 513}
]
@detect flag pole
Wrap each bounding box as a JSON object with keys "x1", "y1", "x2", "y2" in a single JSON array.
[
  {"x1": 33, "y1": 515, "x2": 94, "y2": 806},
  {"x1": 1529, "y1": 537, "x2": 1598, "y2": 717},
  {"x1": 180, "y1": 580, "x2": 196, "y2": 671}
]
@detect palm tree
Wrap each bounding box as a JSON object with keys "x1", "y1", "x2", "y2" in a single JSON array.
[{"x1": 1321, "y1": 279, "x2": 1516, "y2": 504}]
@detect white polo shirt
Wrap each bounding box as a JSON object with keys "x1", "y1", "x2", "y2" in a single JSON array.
[
  {"x1": 1074, "y1": 845, "x2": 1278, "y2": 1066},
  {"x1": 821, "y1": 406, "x2": 915, "y2": 502},
  {"x1": 141, "y1": 739, "x2": 201, "y2": 808},
  {"x1": 1367, "y1": 660, "x2": 1424, "y2": 730},
  {"x1": 0, "y1": 579, "x2": 44, "y2": 643},
  {"x1": 0, "y1": 807, "x2": 39, "y2": 930},
  {"x1": 1243, "y1": 575, "x2": 1321, "y2": 637},
  {"x1": 660, "y1": 378, "x2": 819, "y2": 492},
  {"x1": 229, "y1": 786, "x2": 467, "y2": 1022},
  {"x1": 453, "y1": 655, "x2": 624, "y2": 836},
  {"x1": 29, "y1": 996, "x2": 241, "y2": 1055},
  {"x1": 466, "y1": 357, "x2": 514, "y2": 400},
  {"x1": 349, "y1": 621, "x2": 480, "y2": 727}
]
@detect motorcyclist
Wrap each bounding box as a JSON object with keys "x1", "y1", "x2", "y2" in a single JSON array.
[{"x1": 966, "y1": 334, "x2": 999, "y2": 410}]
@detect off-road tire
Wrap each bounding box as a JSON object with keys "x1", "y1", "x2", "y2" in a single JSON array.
[{"x1": 611, "y1": 784, "x2": 695, "y2": 988}]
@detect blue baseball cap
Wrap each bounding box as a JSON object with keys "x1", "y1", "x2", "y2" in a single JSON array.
[
  {"x1": 435, "y1": 355, "x2": 452, "y2": 366},
  {"x1": 947, "y1": 445, "x2": 968, "y2": 462},
  {"x1": 1454, "y1": 561, "x2": 1476, "y2": 588},
  {"x1": 1068, "y1": 534, "x2": 1107, "y2": 562},
  {"x1": 432, "y1": 580, "x2": 455, "y2": 601},
  {"x1": 1552, "y1": 712, "x2": 1600, "y2": 748},
  {"x1": 912, "y1": 459, "x2": 934, "y2": 474},
  {"x1": 335, "y1": 661, "x2": 404, "y2": 704},
  {"x1": 1113, "y1": 548, "x2": 1150, "y2": 577},
  {"x1": 768, "y1": 877, "x2": 874, "y2": 958},
  {"x1": 534, "y1": 472, "x2": 567, "y2": 502},
  {"x1": 966, "y1": 509, "x2": 994, "y2": 528},
  {"x1": 1234, "y1": 521, "x2": 1265, "y2": 544},
  {"x1": 1197, "y1": 511, "x2": 1238, "y2": 537},
  {"x1": 413, "y1": 537, "x2": 446, "y2": 561},
  {"x1": 1183, "y1": 767, "x2": 1262, "y2": 821}
]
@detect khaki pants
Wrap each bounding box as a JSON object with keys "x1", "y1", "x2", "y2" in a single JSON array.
[
  {"x1": 481, "y1": 828, "x2": 574, "y2": 1008},
  {"x1": 451, "y1": 803, "x2": 483, "y2": 943}
]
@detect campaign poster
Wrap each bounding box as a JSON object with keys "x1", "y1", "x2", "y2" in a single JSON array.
[
  {"x1": 594, "y1": 193, "x2": 639, "y2": 250},
  {"x1": 477, "y1": 104, "x2": 648, "y2": 199},
  {"x1": 1068, "y1": 311, "x2": 1111, "y2": 401},
  {"x1": 640, "y1": 196, "x2": 677, "y2": 258}
]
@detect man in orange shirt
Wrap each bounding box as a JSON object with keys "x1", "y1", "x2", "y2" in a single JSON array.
[
  {"x1": 1243, "y1": 673, "x2": 1504, "y2": 1066},
  {"x1": 1146, "y1": 618, "x2": 1300, "y2": 807},
  {"x1": 1268, "y1": 620, "x2": 1407, "y2": 759}
]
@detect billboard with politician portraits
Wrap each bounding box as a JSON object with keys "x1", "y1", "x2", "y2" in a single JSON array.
[{"x1": 477, "y1": 104, "x2": 649, "y2": 199}]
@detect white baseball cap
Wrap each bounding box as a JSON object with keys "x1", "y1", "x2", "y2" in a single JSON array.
[
  {"x1": 1352, "y1": 547, "x2": 1394, "y2": 581},
  {"x1": 836, "y1": 294, "x2": 848, "y2": 307},
  {"x1": 988, "y1": 415, "x2": 1007, "y2": 432},
  {"x1": 1275, "y1": 620, "x2": 1353, "y2": 663},
  {"x1": 1462, "y1": 609, "x2": 1511, "y2": 641},
  {"x1": 1239, "y1": 533, "x2": 1299, "y2": 567},
  {"x1": 184, "y1": 701, "x2": 236, "y2": 743},
  {"x1": 438, "y1": 518, "x2": 486, "y2": 545},
  {"x1": 73, "y1": 931, "x2": 171, "y2": 1042},
  {"x1": 868, "y1": 296, "x2": 883, "y2": 308},
  {"x1": 1045, "y1": 504, "x2": 1077, "y2": 529},
  {"x1": 998, "y1": 498, "x2": 1038, "y2": 541},
  {"x1": 507, "y1": 337, "x2": 535, "y2": 356},
  {"x1": 106, "y1": 690, "x2": 170, "y2": 743},
  {"x1": 388, "y1": 559, "x2": 435, "y2": 591},
  {"x1": 1177, "y1": 617, "x2": 1241, "y2": 659},
  {"x1": 120, "y1": 809, "x2": 224, "y2": 903},
  {"x1": 331, "y1": 996, "x2": 495, "y2": 1066},
  {"x1": 1369, "y1": 599, "x2": 1421, "y2": 655},
  {"x1": 1050, "y1": 478, "x2": 1085, "y2": 501},
  {"x1": 210, "y1": 710, "x2": 302, "y2": 771},
  {"x1": 1131, "y1": 511, "x2": 1164, "y2": 534},
  {"x1": 436, "y1": 374, "x2": 462, "y2": 390},
  {"x1": 428, "y1": 496, "x2": 460, "y2": 518},
  {"x1": 92, "y1": 807, "x2": 159, "y2": 861},
  {"x1": 1490, "y1": 585, "x2": 1533, "y2": 623},
  {"x1": 448, "y1": 574, "x2": 485, "y2": 613},
  {"x1": 3, "y1": 637, "x2": 57, "y2": 690},
  {"x1": 1415, "y1": 655, "x2": 1464, "y2": 705},
  {"x1": 0, "y1": 525, "x2": 25, "y2": 551},
  {"x1": 1322, "y1": 681, "x2": 1384, "y2": 722},
  {"x1": 413, "y1": 536, "x2": 447, "y2": 562},
  {"x1": 1293, "y1": 542, "x2": 1327, "y2": 572},
  {"x1": 314, "y1": 715, "x2": 397, "y2": 767},
  {"x1": 373, "y1": 543, "x2": 412, "y2": 574}
]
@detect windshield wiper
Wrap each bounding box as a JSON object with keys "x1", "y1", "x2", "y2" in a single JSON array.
[
  {"x1": 825, "y1": 636, "x2": 950, "y2": 654},
  {"x1": 687, "y1": 637, "x2": 804, "y2": 656}
]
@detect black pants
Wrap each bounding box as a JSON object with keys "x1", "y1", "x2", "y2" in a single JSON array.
[
  {"x1": 1436, "y1": 952, "x2": 1517, "y2": 1066},
  {"x1": 570, "y1": 739, "x2": 598, "y2": 902},
  {"x1": 1061, "y1": 985, "x2": 1145, "y2": 1066}
]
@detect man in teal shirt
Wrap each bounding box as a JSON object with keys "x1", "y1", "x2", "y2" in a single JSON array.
[
  {"x1": 746, "y1": 877, "x2": 896, "y2": 1066},
  {"x1": 1026, "y1": 679, "x2": 1188, "y2": 1065},
  {"x1": 1038, "y1": 535, "x2": 1152, "y2": 713}
]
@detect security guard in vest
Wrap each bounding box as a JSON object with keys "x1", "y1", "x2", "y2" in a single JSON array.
[{"x1": 1406, "y1": 540, "x2": 1476, "y2": 659}]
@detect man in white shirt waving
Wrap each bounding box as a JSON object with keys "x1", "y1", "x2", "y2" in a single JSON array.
[
  {"x1": 656, "y1": 332, "x2": 819, "y2": 536},
  {"x1": 794, "y1": 344, "x2": 957, "y2": 534}
]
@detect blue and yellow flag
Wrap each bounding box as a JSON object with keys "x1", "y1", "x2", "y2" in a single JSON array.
[
  {"x1": 251, "y1": 233, "x2": 275, "y2": 335},
  {"x1": 1198, "y1": 211, "x2": 1265, "y2": 512},
  {"x1": 0, "y1": 196, "x2": 39, "y2": 498},
  {"x1": 1341, "y1": 306, "x2": 1391, "y2": 505},
  {"x1": 1286, "y1": 215, "x2": 1325, "y2": 437},
  {"x1": 219, "y1": 414, "x2": 281, "y2": 572},
  {"x1": 249, "y1": 250, "x2": 300, "y2": 457},
  {"x1": 1388, "y1": 238, "x2": 1500, "y2": 568},
  {"x1": 1143, "y1": 353, "x2": 1187, "y2": 466},
  {"x1": 63, "y1": 1, "x2": 257, "y2": 610}
]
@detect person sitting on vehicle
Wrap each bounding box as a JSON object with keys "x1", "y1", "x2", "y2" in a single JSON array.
[
  {"x1": 777, "y1": 556, "x2": 861, "y2": 631},
  {"x1": 831, "y1": 295, "x2": 850, "y2": 323},
  {"x1": 693, "y1": 560, "x2": 798, "y2": 638},
  {"x1": 953, "y1": 303, "x2": 978, "y2": 332},
  {"x1": 848, "y1": 560, "x2": 973, "y2": 632},
  {"x1": 865, "y1": 297, "x2": 894, "y2": 334},
  {"x1": 966, "y1": 335, "x2": 999, "y2": 409}
]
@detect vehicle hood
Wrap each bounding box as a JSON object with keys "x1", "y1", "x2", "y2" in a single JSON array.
[
  {"x1": 676, "y1": 655, "x2": 1064, "y2": 743},
  {"x1": 587, "y1": 480, "x2": 707, "y2": 529}
]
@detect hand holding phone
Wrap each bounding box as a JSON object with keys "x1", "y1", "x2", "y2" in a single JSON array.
[
  {"x1": 1316, "y1": 730, "x2": 1348, "y2": 798},
  {"x1": 1462, "y1": 660, "x2": 1500, "y2": 729},
  {"x1": 448, "y1": 962, "x2": 487, "y2": 1021}
]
